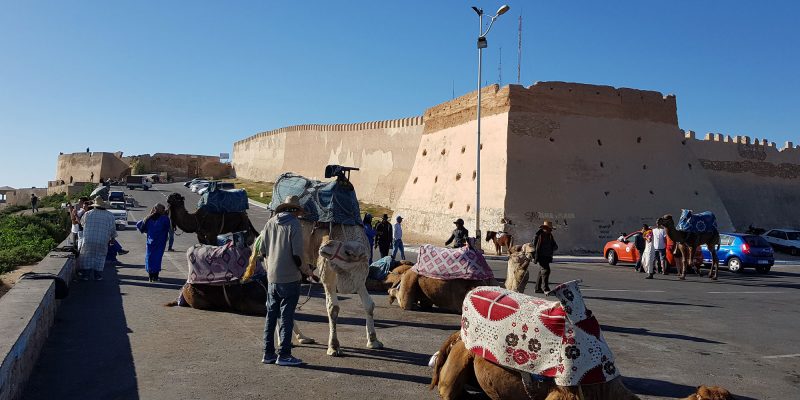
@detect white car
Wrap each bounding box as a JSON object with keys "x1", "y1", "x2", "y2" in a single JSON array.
[
  {"x1": 108, "y1": 201, "x2": 129, "y2": 230},
  {"x1": 762, "y1": 229, "x2": 800, "y2": 255},
  {"x1": 190, "y1": 181, "x2": 210, "y2": 193}
]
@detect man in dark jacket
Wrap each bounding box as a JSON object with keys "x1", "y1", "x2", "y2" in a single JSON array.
[
  {"x1": 531, "y1": 220, "x2": 558, "y2": 293},
  {"x1": 633, "y1": 224, "x2": 648, "y2": 272},
  {"x1": 374, "y1": 214, "x2": 393, "y2": 258},
  {"x1": 445, "y1": 218, "x2": 470, "y2": 248}
]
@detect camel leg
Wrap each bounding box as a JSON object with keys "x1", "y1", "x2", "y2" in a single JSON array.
[
  {"x1": 437, "y1": 340, "x2": 474, "y2": 400},
  {"x1": 710, "y1": 252, "x2": 719, "y2": 280},
  {"x1": 679, "y1": 248, "x2": 687, "y2": 280},
  {"x1": 293, "y1": 323, "x2": 315, "y2": 345},
  {"x1": 356, "y1": 285, "x2": 383, "y2": 349},
  {"x1": 322, "y1": 268, "x2": 342, "y2": 356}
]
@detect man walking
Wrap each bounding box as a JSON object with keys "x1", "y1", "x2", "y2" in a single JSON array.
[
  {"x1": 445, "y1": 218, "x2": 470, "y2": 248},
  {"x1": 30, "y1": 193, "x2": 39, "y2": 213},
  {"x1": 531, "y1": 221, "x2": 558, "y2": 294},
  {"x1": 375, "y1": 214, "x2": 393, "y2": 258},
  {"x1": 392, "y1": 215, "x2": 405, "y2": 260},
  {"x1": 79, "y1": 197, "x2": 117, "y2": 281},
  {"x1": 259, "y1": 196, "x2": 312, "y2": 366},
  {"x1": 651, "y1": 222, "x2": 668, "y2": 275}
]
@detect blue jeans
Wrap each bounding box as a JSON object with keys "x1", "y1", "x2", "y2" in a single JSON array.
[
  {"x1": 263, "y1": 281, "x2": 301, "y2": 357},
  {"x1": 392, "y1": 239, "x2": 405, "y2": 260}
]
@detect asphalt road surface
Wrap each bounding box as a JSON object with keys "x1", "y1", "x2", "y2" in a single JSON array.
[{"x1": 22, "y1": 183, "x2": 800, "y2": 399}]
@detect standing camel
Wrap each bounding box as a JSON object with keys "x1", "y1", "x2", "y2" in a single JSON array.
[
  {"x1": 301, "y1": 225, "x2": 384, "y2": 356},
  {"x1": 167, "y1": 193, "x2": 258, "y2": 245},
  {"x1": 485, "y1": 231, "x2": 514, "y2": 255},
  {"x1": 657, "y1": 215, "x2": 721, "y2": 280}
]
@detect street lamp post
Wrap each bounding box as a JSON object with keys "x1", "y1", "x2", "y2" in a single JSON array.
[{"x1": 471, "y1": 4, "x2": 509, "y2": 250}]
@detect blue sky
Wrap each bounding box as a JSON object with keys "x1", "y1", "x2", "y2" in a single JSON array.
[{"x1": 1, "y1": 1, "x2": 797, "y2": 188}]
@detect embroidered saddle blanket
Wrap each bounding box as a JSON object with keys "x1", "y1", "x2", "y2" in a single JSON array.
[
  {"x1": 461, "y1": 281, "x2": 620, "y2": 386},
  {"x1": 186, "y1": 242, "x2": 258, "y2": 285},
  {"x1": 676, "y1": 209, "x2": 718, "y2": 233},
  {"x1": 412, "y1": 245, "x2": 494, "y2": 281}
]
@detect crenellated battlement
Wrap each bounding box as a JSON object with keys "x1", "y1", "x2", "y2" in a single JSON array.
[
  {"x1": 233, "y1": 116, "x2": 424, "y2": 147},
  {"x1": 683, "y1": 129, "x2": 800, "y2": 152}
]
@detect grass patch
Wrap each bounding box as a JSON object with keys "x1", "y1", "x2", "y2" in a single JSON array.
[
  {"x1": 226, "y1": 178, "x2": 393, "y2": 218},
  {"x1": 0, "y1": 210, "x2": 70, "y2": 274}
]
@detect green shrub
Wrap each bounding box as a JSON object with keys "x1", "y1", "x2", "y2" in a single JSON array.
[
  {"x1": 39, "y1": 192, "x2": 68, "y2": 209},
  {"x1": 74, "y1": 183, "x2": 98, "y2": 200},
  {"x1": 0, "y1": 210, "x2": 70, "y2": 274}
]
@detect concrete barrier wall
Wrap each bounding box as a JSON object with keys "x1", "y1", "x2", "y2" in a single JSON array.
[
  {"x1": 232, "y1": 117, "x2": 424, "y2": 207},
  {"x1": 0, "y1": 242, "x2": 75, "y2": 400}
]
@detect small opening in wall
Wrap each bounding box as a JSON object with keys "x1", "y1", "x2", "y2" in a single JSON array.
[
  {"x1": 448, "y1": 201, "x2": 454, "y2": 209},
  {"x1": 568, "y1": 88, "x2": 572, "y2": 92},
  {"x1": 604, "y1": 191, "x2": 610, "y2": 196},
  {"x1": 455, "y1": 173, "x2": 461, "y2": 181},
  {"x1": 413, "y1": 177, "x2": 418, "y2": 184},
  {"x1": 422, "y1": 149, "x2": 427, "y2": 156},
  {"x1": 694, "y1": 191, "x2": 699, "y2": 195},
  {"x1": 688, "y1": 163, "x2": 692, "y2": 170},
  {"x1": 550, "y1": 87, "x2": 553, "y2": 90},
  {"x1": 549, "y1": 137, "x2": 555, "y2": 142},
  {"x1": 600, "y1": 162, "x2": 604, "y2": 168},
  {"x1": 681, "y1": 140, "x2": 687, "y2": 145},
  {"x1": 597, "y1": 139, "x2": 603, "y2": 146},
  {"x1": 480, "y1": 143, "x2": 484, "y2": 150},
  {"x1": 441, "y1": 149, "x2": 446, "y2": 155},
  {"x1": 596, "y1": 91, "x2": 600, "y2": 95},
  {"x1": 636, "y1": 136, "x2": 642, "y2": 143},
  {"x1": 649, "y1": 190, "x2": 655, "y2": 195},
  {"x1": 642, "y1": 164, "x2": 647, "y2": 170},
  {"x1": 434, "y1": 176, "x2": 438, "y2": 183},
  {"x1": 472, "y1": 170, "x2": 477, "y2": 180},
  {"x1": 461, "y1": 146, "x2": 466, "y2": 154},
  {"x1": 466, "y1": 205, "x2": 471, "y2": 212}
]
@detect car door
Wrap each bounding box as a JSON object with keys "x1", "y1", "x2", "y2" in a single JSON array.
[
  {"x1": 621, "y1": 233, "x2": 639, "y2": 263},
  {"x1": 717, "y1": 235, "x2": 734, "y2": 262}
]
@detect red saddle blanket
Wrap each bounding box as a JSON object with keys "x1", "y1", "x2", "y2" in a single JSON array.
[
  {"x1": 461, "y1": 281, "x2": 620, "y2": 386},
  {"x1": 411, "y1": 245, "x2": 494, "y2": 281},
  {"x1": 186, "y1": 242, "x2": 255, "y2": 285}
]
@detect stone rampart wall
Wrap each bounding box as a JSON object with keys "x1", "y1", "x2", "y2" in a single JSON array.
[
  {"x1": 55, "y1": 152, "x2": 130, "y2": 184},
  {"x1": 232, "y1": 117, "x2": 424, "y2": 207}
]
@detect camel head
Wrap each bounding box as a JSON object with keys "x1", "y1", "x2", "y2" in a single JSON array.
[
  {"x1": 167, "y1": 193, "x2": 185, "y2": 208},
  {"x1": 657, "y1": 214, "x2": 674, "y2": 229},
  {"x1": 682, "y1": 385, "x2": 734, "y2": 400},
  {"x1": 508, "y1": 244, "x2": 533, "y2": 270},
  {"x1": 318, "y1": 240, "x2": 368, "y2": 266}
]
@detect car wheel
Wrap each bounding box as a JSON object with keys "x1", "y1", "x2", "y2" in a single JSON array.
[
  {"x1": 727, "y1": 257, "x2": 742, "y2": 273},
  {"x1": 755, "y1": 265, "x2": 770, "y2": 274},
  {"x1": 606, "y1": 250, "x2": 618, "y2": 266}
]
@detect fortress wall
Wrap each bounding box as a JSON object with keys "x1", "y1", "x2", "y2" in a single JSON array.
[
  {"x1": 123, "y1": 153, "x2": 228, "y2": 180},
  {"x1": 686, "y1": 134, "x2": 800, "y2": 230},
  {"x1": 232, "y1": 117, "x2": 424, "y2": 207},
  {"x1": 55, "y1": 152, "x2": 129, "y2": 184}
]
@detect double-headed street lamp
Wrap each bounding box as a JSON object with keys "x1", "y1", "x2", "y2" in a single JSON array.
[{"x1": 471, "y1": 4, "x2": 510, "y2": 249}]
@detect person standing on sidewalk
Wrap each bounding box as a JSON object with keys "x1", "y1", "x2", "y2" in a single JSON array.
[
  {"x1": 136, "y1": 204, "x2": 170, "y2": 282},
  {"x1": 375, "y1": 214, "x2": 392, "y2": 258},
  {"x1": 642, "y1": 229, "x2": 656, "y2": 279},
  {"x1": 392, "y1": 215, "x2": 405, "y2": 260},
  {"x1": 532, "y1": 221, "x2": 558, "y2": 293},
  {"x1": 30, "y1": 193, "x2": 39, "y2": 213},
  {"x1": 651, "y1": 222, "x2": 668, "y2": 275},
  {"x1": 260, "y1": 196, "x2": 313, "y2": 367},
  {"x1": 78, "y1": 197, "x2": 117, "y2": 281}
]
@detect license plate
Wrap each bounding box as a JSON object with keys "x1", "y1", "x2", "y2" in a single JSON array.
[{"x1": 758, "y1": 260, "x2": 769, "y2": 265}]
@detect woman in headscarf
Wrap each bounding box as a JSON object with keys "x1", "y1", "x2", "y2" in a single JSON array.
[{"x1": 136, "y1": 203, "x2": 171, "y2": 282}]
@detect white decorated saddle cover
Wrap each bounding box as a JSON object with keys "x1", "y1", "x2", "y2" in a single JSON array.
[
  {"x1": 186, "y1": 242, "x2": 254, "y2": 285},
  {"x1": 460, "y1": 281, "x2": 619, "y2": 386},
  {"x1": 411, "y1": 244, "x2": 494, "y2": 281}
]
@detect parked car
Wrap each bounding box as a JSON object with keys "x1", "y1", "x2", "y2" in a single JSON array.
[
  {"x1": 762, "y1": 229, "x2": 800, "y2": 255},
  {"x1": 108, "y1": 201, "x2": 129, "y2": 230},
  {"x1": 124, "y1": 196, "x2": 137, "y2": 208},
  {"x1": 700, "y1": 233, "x2": 774, "y2": 273},
  {"x1": 108, "y1": 190, "x2": 125, "y2": 203},
  {"x1": 184, "y1": 178, "x2": 203, "y2": 188},
  {"x1": 197, "y1": 182, "x2": 235, "y2": 195},
  {"x1": 126, "y1": 175, "x2": 153, "y2": 190},
  {"x1": 603, "y1": 231, "x2": 701, "y2": 268},
  {"x1": 190, "y1": 181, "x2": 210, "y2": 193}
]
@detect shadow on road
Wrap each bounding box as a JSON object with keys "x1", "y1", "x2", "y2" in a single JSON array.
[
  {"x1": 299, "y1": 364, "x2": 430, "y2": 385},
  {"x1": 601, "y1": 325, "x2": 724, "y2": 344},
  {"x1": 584, "y1": 296, "x2": 718, "y2": 308},
  {"x1": 23, "y1": 264, "x2": 140, "y2": 400},
  {"x1": 294, "y1": 312, "x2": 460, "y2": 331},
  {"x1": 623, "y1": 376, "x2": 758, "y2": 400}
]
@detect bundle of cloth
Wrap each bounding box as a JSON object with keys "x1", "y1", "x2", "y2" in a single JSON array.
[
  {"x1": 460, "y1": 280, "x2": 620, "y2": 386},
  {"x1": 185, "y1": 241, "x2": 257, "y2": 285},
  {"x1": 676, "y1": 209, "x2": 718, "y2": 233},
  {"x1": 411, "y1": 244, "x2": 494, "y2": 281}
]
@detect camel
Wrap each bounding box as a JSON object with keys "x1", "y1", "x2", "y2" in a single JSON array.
[
  {"x1": 387, "y1": 270, "x2": 498, "y2": 313},
  {"x1": 302, "y1": 227, "x2": 384, "y2": 356},
  {"x1": 365, "y1": 262, "x2": 413, "y2": 292},
  {"x1": 167, "y1": 193, "x2": 258, "y2": 245},
  {"x1": 486, "y1": 230, "x2": 515, "y2": 255},
  {"x1": 430, "y1": 332, "x2": 734, "y2": 400},
  {"x1": 657, "y1": 215, "x2": 721, "y2": 280},
  {"x1": 505, "y1": 243, "x2": 534, "y2": 293}
]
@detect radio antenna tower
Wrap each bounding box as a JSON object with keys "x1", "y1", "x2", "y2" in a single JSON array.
[{"x1": 517, "y1": 15, "x2": 522, "y2": 84}]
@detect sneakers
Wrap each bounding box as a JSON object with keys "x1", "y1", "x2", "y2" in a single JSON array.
[
  {"x1": 261, "y1": 354, "x2": 278, "y2": 364},
  {"x1": 118, "y1": 249, "x2": 129, "y2": 255},
  {"x1": 276, "y1": 355, "x2": 304, "y2": 366}
]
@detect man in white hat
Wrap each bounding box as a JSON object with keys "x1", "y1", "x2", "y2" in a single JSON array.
[
  {"x1": 531, "y1": 220, "x2": 558, "y2": 293},
  {"x1": 78, "y1": 196, "x2": 117, "y2": 281},
  {"x1": 259, "y1": 196, "x2": 313, "y2": 366}
]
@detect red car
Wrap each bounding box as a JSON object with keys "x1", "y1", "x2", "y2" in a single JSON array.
[{"x1": 603, "y1": 231, "x2": 701, "y2": 268}]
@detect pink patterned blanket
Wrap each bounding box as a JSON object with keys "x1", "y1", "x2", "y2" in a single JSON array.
[
  {"x1": 411, "y1": 245, "x2": 494, "y2": 281},
  {"x1": 461, "y1": 281, "x2": 619, "y2": 386},
  {"x1": 186, "y1": 242, "x2": 255, "y2": 285}
]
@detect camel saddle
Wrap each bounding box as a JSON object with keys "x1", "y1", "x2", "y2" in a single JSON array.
[
  {"x1": 412, "y1": 245, "x2": 494, "y2": 281},
  {"x1": 186, "y1": 242, "x2": 260, "y2": 285},
  {"x1": 461, "y1": 281, "x2": 620, "y2": 386},
  {"x1": 676, "y1": 209, "x2": 718, "y2": 233},
  {"x1": 269, "y1": 172, "x2": 361, "y2": 225},
  {"x1": 197, "y1": 183, "x2": 249, "y2": 214}
]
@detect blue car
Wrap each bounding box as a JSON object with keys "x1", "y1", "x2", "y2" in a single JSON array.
[{"x1": 700, "y1": 233, "x2": 774, "y2": 273}]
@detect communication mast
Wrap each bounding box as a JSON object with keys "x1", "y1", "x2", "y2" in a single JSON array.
[
  {"x1": 498, "y1": 47, "x2": 502, "y2": 86},
  {"x1": 517, "y1": 15, "x2": 522, "y2": 84}
]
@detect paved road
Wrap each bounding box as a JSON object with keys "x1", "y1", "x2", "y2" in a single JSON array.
[{"x1": 23, "y1": 183, "x2": 800, "y2": 399}]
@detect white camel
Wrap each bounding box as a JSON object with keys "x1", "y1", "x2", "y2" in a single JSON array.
[{"x1": 301, "y1": 222, "x2": 383, "y2": 356}]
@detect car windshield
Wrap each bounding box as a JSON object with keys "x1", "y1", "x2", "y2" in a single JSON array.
[
  {"x1": 110, "y1": 203, "x2": 125, "y2": 210},
  {"x1": 744, "y1": 236, "x2": 770, "y2": 247},
  {"x1": 787, "y1": 231, "x2": 800, "y2": 241}
]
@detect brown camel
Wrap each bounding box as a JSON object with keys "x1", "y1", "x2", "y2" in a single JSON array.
[
  {"x1": 365, "y1": 262, "x2": 413, "y2": 292},
  {"x1": 430, "y1": 332, "x2": 734, "y2": 400},
  {"x1": 505, "y1": 243, "x2": 534, "y2": 293},
  {"x1": 486, "y1": 231, "x2": 515, "y2": 255},
  {"x1": 387, "y1": 269, "x2": 498, "y2": 313},
  {"x1": 657, "y1": 215, "x2": 721, "y2": 280},
  {"x1": 167, "y1": 193, "x2": 258, "y2": 245}
]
